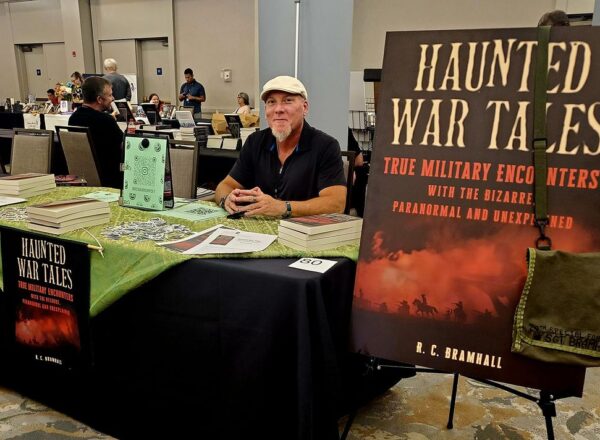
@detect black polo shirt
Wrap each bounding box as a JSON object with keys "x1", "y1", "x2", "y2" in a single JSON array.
[{"x1": 229, "y1": 121, "x2": 345, "y2": 201}]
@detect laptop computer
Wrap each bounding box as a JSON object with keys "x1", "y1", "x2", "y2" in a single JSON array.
[
  {"x1": 141, "y1": 103, "x2": 161, "y2": 125},
  {"x1": 224, "y1": 113, "x2": 242, "y2": 138}
]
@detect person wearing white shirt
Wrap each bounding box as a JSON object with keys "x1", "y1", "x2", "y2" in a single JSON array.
[{"x1": 234, "y1": 92, "x2": 251, "y2": 114}]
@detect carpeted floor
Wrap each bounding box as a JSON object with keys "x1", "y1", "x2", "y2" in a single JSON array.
[
  {"x1": 1, "y1": 368, "x2": 598, "y2": 439},
  {"x1": 0, "y1": 386, "x2": 114, "y2": 440},
  {"x1": 339, "y1": 367, "x2": 600, "y2": 440}
]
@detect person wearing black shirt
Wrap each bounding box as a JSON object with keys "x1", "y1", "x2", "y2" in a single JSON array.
[
  {"x1": 69, "y1": 76, "x2": 123, "y2": 188},
  {"x1": 347, "y1": 127, "x2": 368, "y2": 216},
  {"x1": 215, "y1": 76, "x2": 346, "y2": 218}
]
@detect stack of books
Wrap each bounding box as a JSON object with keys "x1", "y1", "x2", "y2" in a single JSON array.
[
  {"x1": 55, "y1": 175, "x2": 88, "y2": 187},
  {"x1": 179, "y1": 127, "x2": 196, "y2": 141},
  {"x1": 26, "y1": 198, "x2": 111, "y2": 235},
  {"x1": 0, "y1": 173, "x2": 56, "y2": 198},
  {"x1": 278, "y1": 213, "x2": 363, "y2": 251},
  {"x1": 194, "y1": 126, "x2": 209, "y2": 147}
]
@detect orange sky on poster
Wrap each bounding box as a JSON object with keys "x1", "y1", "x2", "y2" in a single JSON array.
[{"x1": 355, "y1": 224, "x2": 593, "y2": 322}]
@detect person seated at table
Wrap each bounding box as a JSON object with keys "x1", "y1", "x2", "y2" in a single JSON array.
[
  {"x1": 68, "y1": 76, "x2": 123, "y2": 189},
  {"x1": 234, "y1": 92, "x2": 251, "y2": 115},
  {"x1": 46, "y1": 88, "x2": 60, "y2": 106},
  {"x1": 148, "y1": 93, "x2": 164, "y2": 113},
  {"x1": 215, "y1": 75, "x2": 346, "y2": 218}
]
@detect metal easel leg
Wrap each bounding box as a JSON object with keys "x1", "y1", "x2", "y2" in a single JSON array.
[
  {"x1": 538, "y1": 391, "x2": 556, "y2": 440},
  {"x1": 340, "y1": 411, "x2": 356, "y2": 440},
  {"x1": 447, "y1": 373, "x2": 459, "y2": 429}
]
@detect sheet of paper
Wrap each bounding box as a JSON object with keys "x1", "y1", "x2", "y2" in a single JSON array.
[
  {"x1": 0, "y1": 196, "x2": 26, "y2": 207},
  {"x1": 289, "y1": 258, "x2": 338, "y2": 273},
  {"x1": 81, "y1": 191, "x2": 120, "y2": 203},
  {"x1": 157, "y1": 224, "x2": 223, "y2": 253},
  {"x1": 184, "y1": 227, "x2": 277, "y2": 255}
]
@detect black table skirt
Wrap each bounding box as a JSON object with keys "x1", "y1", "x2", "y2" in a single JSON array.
[
  {"x1": 1, "y1": 256, "x2": 411, "y2": 439},
  {"x1": 93, "y1": 257, "x2": 356, "y2": 439}
]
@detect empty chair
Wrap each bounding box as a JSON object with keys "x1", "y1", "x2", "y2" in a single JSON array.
[
  {"x1": 168, "y1": 139, "x2": 199, "y2": 198},
  {"x1": 56, "y1": 126, "x2": 102, "y2": 186},
  {"x1": 10, "y1": 128, "x2": 53, "y2": 175},
  {"x1": 341, "y1": 150, "x2": 356, "y2": 215}
]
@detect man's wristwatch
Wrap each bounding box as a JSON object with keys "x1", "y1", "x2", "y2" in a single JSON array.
[
  {"x1": 219, "y1": 194, "x2": 228, "y2": 209},
  {"x1": 282, "y1": 201, "x2": 292, "y2": 219}
]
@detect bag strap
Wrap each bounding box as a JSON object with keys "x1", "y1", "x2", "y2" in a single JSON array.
[{"x1": 532, "y1": 26, "x2": 552, "y2": 250}]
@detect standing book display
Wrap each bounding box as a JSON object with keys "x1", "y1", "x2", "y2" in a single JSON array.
[
  {"x1": 121, "y1": 134, "x2": 174, "y2": 210},
  {"x1": 346, "y1": 26, "x2": 600, "y2": 439},
  {"x1": 0, "y1": 226, "x2": 91, "y2": 372}
]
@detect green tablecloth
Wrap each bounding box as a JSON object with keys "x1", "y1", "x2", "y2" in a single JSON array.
[{"x1": 0, "y1": 187, "x2": 359, "y2": 316}]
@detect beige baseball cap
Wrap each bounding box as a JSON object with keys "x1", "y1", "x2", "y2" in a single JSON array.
[{"x1": 260, "y1": 76, "x2": 308, "y2": 101}]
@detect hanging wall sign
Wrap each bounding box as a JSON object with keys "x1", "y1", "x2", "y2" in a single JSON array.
[
  {"x1": 1, "y1": 226, "x2": 91, "y2": 371},
  {"x1": 352, "y1": 27, "x2": 600, "y2": 396}
]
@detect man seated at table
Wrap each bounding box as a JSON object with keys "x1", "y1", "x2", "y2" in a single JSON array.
[
  {"x1": 68, "y1": 76, "x2": 123, "y2": 189},
  {"x1": 215, "y1": 76, "x2": 346, "y2": 218}
]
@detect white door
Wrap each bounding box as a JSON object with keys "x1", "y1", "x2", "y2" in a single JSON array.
[
  {"x1": 139, "y1": 39, "x2": 171, "y2": 104},
  {"x1": 100, "y1": 39, "x2": 138, "y2": 102},
  {"x1": 23, "y1": 45, "x2": 47, "y2": 99},
  {"x1": 43, "y1": 43, "x2": 67, "y2": 90}
]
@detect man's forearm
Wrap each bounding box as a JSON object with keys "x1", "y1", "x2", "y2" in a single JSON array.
[
  {"x1": 214, "y1": 181, "x2": 235, "y2": 204},
  {"x1": 288, "y1": 189, "x2": 346, "y2": 217}
]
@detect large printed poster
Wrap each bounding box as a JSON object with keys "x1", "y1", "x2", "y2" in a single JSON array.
[{"x1": 352, "y1": 27, "x2": 600, "y2": 395}]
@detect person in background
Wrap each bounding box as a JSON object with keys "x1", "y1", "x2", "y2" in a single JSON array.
[
  {"x1": 46, "y1": 89, "x2": 60, "y2": 106},
  {"x1": 347, "y1": 127, "x2": 368, "y2": 217},
  {"x1": 103, "y1": 58, "x2": 132, "y2": 101},
  {"x1": 146, "y1": 93, "x2": 164, "y2": 123},
  {"x1": 148, "y1": 93, "x2": 164, "y2": 113},
  {"x1": 538, "y1": 10, "x2": 570, "y2": 26},
  {"x1": 178, "y1": 68, "x2": 205, "y2": 119},
  {"x1": 68, "y1": 76, "x2": 123, "y2": 189},
  {"x1": 234, "y1": 92, "x2": 251, "y2": 114},
  {"x1": 215, "y1": 75, "x2": 346, "y2": 218},
  {"x1": 70, "y1": 71, "x2": 83, "y2": 102}
]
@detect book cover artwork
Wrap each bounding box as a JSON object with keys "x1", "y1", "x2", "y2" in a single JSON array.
[{"x1": 351, "y1": 27, "x2": 600, "y2": 395}]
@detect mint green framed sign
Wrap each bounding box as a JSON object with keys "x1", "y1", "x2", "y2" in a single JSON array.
[{"x1": 122, "y1": 134, "x2": 174, "y2": 211}]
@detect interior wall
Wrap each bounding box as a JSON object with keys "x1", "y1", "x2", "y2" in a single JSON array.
[
  {"x1": 174, "y1": 0, "x2": 257, "y2": 113},
  {"x1": 90, "y1": 0, "x2": 175, "y2": 102},
  {"x1": 91, "y1": 0, "x2": 171, "y2": 40},
  {"x1": 0, "y1": 4, "x2": 19, "y2": 100},
  {"x1": 9, "y1": 0, "x2": 64, "y2": 44},
  {"x1": 61, "y1": 0, "x2": 96, "y2": 75},
  {"x1": 351, "y1": 0, "x2": 566, "y2": 70}
]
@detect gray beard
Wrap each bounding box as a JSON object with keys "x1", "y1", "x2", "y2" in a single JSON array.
[{"x1": 272, "y1": 127, "x2": 291, "y2": 143}]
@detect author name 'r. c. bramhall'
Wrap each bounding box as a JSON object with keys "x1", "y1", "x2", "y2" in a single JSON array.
[{"x1": 416, "y1": 341, "x2": 502, "y2": 369}]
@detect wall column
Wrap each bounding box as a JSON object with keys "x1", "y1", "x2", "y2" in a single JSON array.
[{"x1": 258, "y1": 0, "x2": 353, "y2": 148}]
